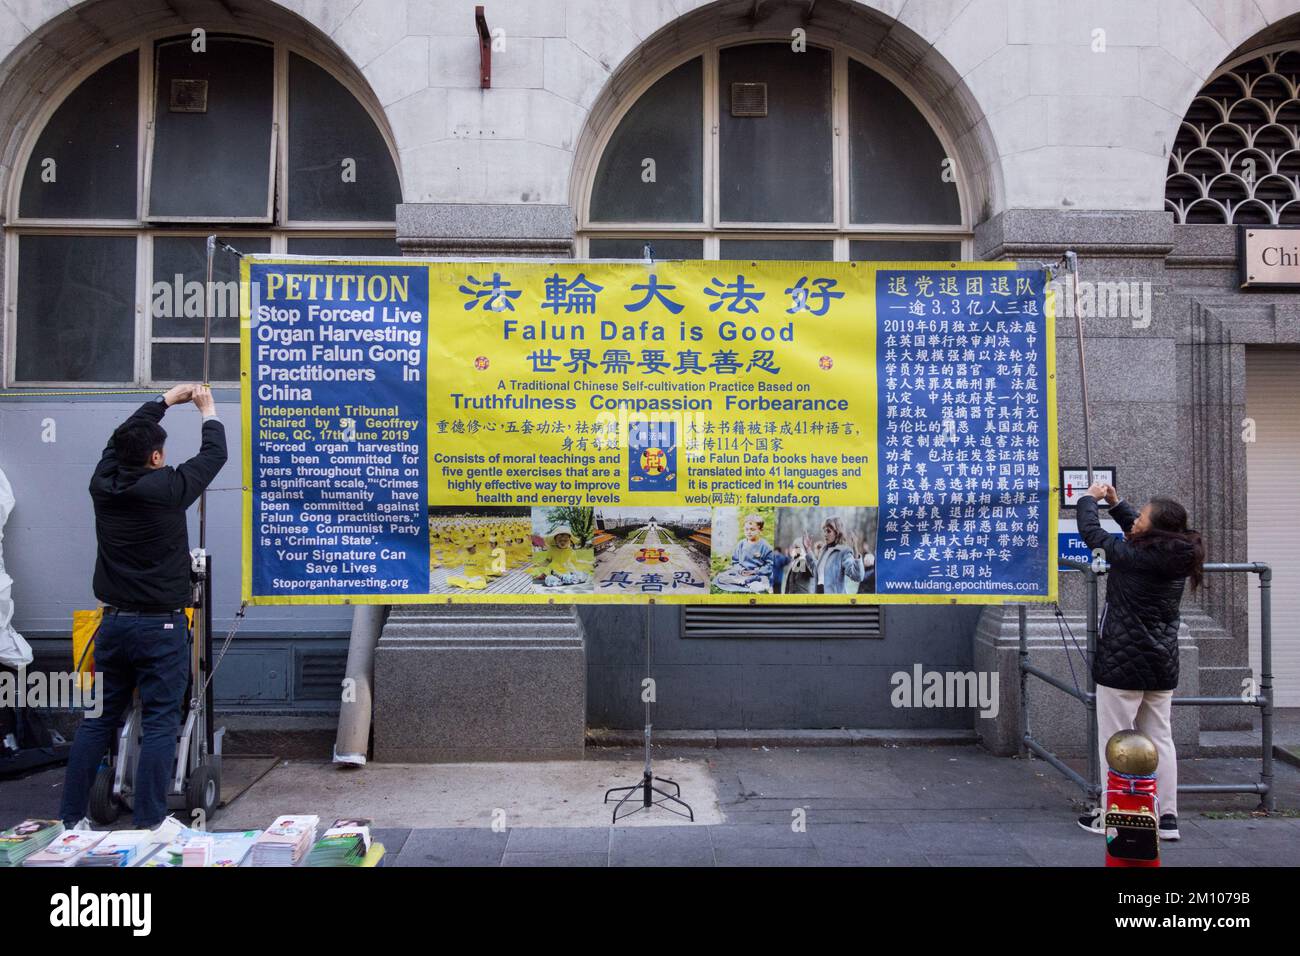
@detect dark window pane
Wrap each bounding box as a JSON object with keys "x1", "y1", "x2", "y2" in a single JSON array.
[
  {"x1": 848, "y1": 59, "x2": 961, "y2": 225},
  {"x1": 151, "y1": 342, "x2": 239, "y2": 382},
  {"x1": 151, "y1": 235, "x2": 270, "y2": 338},
  {"x1": 287, "y1": 54, "x2": 401, "y2": 222},
  {"x1": 19, "y1": 52, "x2": 138, "y2": 220},
  {"x1": 719, "y1": 44, "x2": 832, "y2": 223},
  {"x1": 587, "y1": 238, "x2": 703, "y2": 259},
  {"x1": 849, "y1": 240, "x2": 963, "y2": 261},
  {"x1": 286, "y1": 237, "x2": 401, "y2": 257},
  {"x1": 16, "y1": 235, "x2": 136, "y2": 382},
  {"x1": 719, "y1": 239, "x2": 833, "y2": 260},
  {"x1": 148, "y1": 37, "x2": 273, "y2": 219},
  {"x1": 590, "y1": 58, "x2": 703, "y2": 223}
]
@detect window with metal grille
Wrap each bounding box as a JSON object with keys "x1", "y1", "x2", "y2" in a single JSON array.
[
  {"x1": 1166, "y1": 47, "x2": 1300, "y2": 225},
  {"x1": 682, "y1": 604, "x2": 882, "y2": 639}
]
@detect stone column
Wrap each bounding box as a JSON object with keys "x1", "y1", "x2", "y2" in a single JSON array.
[
  {"x1": 371, "y1": 203, "x2": 586, "y2": 762},
  {"x1": 971, "y1": 209, "x2": 1209, "y2": 757}
]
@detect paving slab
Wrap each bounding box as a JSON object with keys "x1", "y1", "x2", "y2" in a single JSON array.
[{"x1": 216, "y1": 757, "x2": 724, "y2": 829}]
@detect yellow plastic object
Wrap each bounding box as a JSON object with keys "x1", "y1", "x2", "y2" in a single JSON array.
[
  {"x1": 72, "y1": 606, "x2": 196, "y2": 689},
  {"x1": 71, "y1": 609, "x2": 102, "y2": 691}
]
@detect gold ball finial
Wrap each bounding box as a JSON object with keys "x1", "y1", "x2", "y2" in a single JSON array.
[{"x1": 1106, "y1": 729, "x2": 1159, "y2": 775}]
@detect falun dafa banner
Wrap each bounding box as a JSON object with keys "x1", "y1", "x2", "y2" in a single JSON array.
[{"x1": 240, "y1": 257, "x2": 1057, "y2": 606}]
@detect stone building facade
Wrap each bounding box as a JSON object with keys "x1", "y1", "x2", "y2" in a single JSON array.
[{"x1": 0, "y1": 0, "x2": 1295, "y2": 757}]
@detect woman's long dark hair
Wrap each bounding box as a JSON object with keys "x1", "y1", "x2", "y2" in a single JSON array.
[{"x1": 1133, "y1": 496, "x2": 1206, "y2": 591}]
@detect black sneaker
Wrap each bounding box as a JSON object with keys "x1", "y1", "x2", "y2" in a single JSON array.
[
  {"x1": 1159, "y1": 814, "x2": 1180, "y2": 841},
  {"x1": 1077, "y1": 811, "x2": 1105, "y2": 835}
]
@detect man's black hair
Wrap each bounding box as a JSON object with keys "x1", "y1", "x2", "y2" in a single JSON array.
[{"x1": 113, "y1": 419, "x2": 167, "y2": 467}]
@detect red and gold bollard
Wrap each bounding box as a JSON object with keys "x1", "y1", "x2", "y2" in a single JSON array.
[{"x1": 1101, "y1": 730, "x2": 1160, "y2": 867}]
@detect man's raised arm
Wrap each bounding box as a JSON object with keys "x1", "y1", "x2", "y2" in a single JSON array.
[
  {"x1": 170, "y1": 385, "x2": 228, "y2": 509},
  {"x1": 92, "y1": 384, "x2": 193, "y2": 483}
]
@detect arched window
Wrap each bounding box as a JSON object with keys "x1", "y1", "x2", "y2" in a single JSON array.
[
  {"x1": 1166, "y1": 46, "x2": 1300, "y2": 225},
  {"x1": 8, "y1": 34, "x2": 401, "y2": 386},
  {"x1": 579, "y1": 40, "x2": 967, "y2": 262}
]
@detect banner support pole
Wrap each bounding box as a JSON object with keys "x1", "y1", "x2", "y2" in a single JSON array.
[
  {"x1": 602, "y1": 600, "x2": 694, "y2": 823},
  {"x1": 200, "y1": 235, "x2": 216, "y2": 551},
  {"x1": 1065, "y1": 250, "x2": 1094, "y2": 486}
]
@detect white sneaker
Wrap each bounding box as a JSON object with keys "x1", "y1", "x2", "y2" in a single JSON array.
[
  {"x1": 1076, "y1": 811, "x2": 1105, "y2": 835},
  {"x1": 1158, "y1": 814, "x2": 1181, "y2": 841},
  {"x1": 69, "y1": 817, "x2": 93, "y2": 832}
]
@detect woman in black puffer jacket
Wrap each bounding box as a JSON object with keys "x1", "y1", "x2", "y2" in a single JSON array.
[{"x1": 1076, "y1": 482, "x2": 1205, "y2": 842}]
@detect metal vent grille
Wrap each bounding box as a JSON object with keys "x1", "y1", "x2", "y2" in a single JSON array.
[
  {"x1": 169, "y1": 79, "x2": 208, "y2": 113},
  {"x1": 682, "y1": 605, "x2": 882, "y2": 639},
  {"x1": 294, "y1": 649, "x2": 349, "y2": 700},
  {"x1": 730, "y1": 82, "x2": 768, "y2": 117}
]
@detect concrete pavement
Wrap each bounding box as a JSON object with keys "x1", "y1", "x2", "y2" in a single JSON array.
[{"x1": 4, "y1": 742, "x2": 1296, "y2": 866}]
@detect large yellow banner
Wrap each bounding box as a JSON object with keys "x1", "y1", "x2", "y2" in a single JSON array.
[
  {"x1": 428, "y1": 260, "x2": 875, "y2": 510},
  {"x1": 241, "y1": 258, "x2": 1056, "y2": 606}
]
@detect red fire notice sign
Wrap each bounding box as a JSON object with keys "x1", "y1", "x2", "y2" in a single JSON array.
[{"x1": 1060, "y1": 466, "x2": 1116, "y2": 508}]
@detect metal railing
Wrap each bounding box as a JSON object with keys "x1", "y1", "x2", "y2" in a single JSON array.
[{"x1": 1019, "y1": 560, "x2": 1274, "y2": 812}]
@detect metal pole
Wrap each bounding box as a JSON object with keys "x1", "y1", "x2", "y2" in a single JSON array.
[
  {"x1": 1017, "y1": 604, "x2": 1028, "y2": 756},
  {"x1": 1065, "y1": 250, "x2": 1094, "y2": 485},
  {"x1": 203, "y1": 556, "x2": 214, "y2": 755},
  {"x1": 1259, "y1": 565, "x2": 1275, "y2": 812},
  {"x1": 643, "y1": 601, "x2": 653, "y2": 807},
  {"x1": 1085, "y1": 568, "x2": 1100, "y2": 799},
  {"x1": 200, "y1": 235, "x2": 215, "y2": 551}
]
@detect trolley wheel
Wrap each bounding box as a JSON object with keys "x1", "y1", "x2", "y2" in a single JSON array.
[
  {"x1": 88, "y1": 765, "x2": 121, "y2": 825},
  {"x1": 185, "y1": 761, "x2": 219, "y2": 818}
]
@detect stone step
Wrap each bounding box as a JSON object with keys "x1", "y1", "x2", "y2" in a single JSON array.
[
  {"x1": 587, "y1": 727, "x2": 979, "y2": 748},
  {"x1": 378, "y1": 637, "x2": 585, "y2": 650},
  {"x1": 1198, "y1": 729, "x2": 1272, "y2": 758},
  {"x1": 382, "y1": 617, "x2": 581, "y2": 633},
  {"x1": 387, "y1": 603, "x2": 577, "y2": 619}
]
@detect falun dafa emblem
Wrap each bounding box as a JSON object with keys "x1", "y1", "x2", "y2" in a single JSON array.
[{"x1": 639, "y1": 447, "x2": 668, "y2": 475}]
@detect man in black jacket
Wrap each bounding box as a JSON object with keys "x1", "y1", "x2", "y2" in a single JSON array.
[
  {"x1": 1075, "y1": 482, "x2": 1202, "y2": 842},
  {"x1": 60, "y1": 384, "x2": 227, "y2": 829}
]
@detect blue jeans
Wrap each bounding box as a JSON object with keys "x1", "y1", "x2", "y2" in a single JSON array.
[{"x1": 59, "y1": 610, "x2": 190, "y2": 828}]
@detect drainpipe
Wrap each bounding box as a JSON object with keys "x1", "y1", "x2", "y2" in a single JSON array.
[{"x1": 333, "y1": 604, "x2": 386, "y2": 766}]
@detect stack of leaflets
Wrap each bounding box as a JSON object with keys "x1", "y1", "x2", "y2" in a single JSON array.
[
  {"x1": 208, "y1": 830, "x2": 260, "y2": 868},
  {"x1": 144, "y1": 829, "x2": 261, "y2": 868},
  {"x1": 180, "y1": 834, "x2": 214, "y2": 867},
  {"x1": 23, "y1": 831, "x2": 107, "y2": 867},
  {"x1": 0, "y1": 820, "x2": 64, "y2": 866},
  {"x1": 75, "y1": 830, "x2": 160, "y2": 867},
  {"x1": 250, "y1": 815, "x2": 318, "y2": 867},
  {"x1": 143, "y1": 827, "x2": 201, "y2": 868},
  {"x1": 306, "y1": 818, "x2": 371, "y2": 867}
]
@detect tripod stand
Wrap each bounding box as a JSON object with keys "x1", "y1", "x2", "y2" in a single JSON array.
[{"x1": 602, "y1": 600, "x2": 694, "y2": 823}]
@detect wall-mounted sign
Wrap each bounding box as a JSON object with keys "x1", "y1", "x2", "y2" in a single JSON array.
[
  {"x1": 1238, "y1": 225, "x2": 1300, "y2": 289},
  {"x1": 1060, "y1": 466, "x2": 1115, "y2": 508},
  {"x1": 1058, "y1": 516, "x2": 1124, "y2": 568}
]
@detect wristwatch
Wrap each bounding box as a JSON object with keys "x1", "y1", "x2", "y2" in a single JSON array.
[{"x1": 154, "y1": 393, "x2": 168, "y2": 406}]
